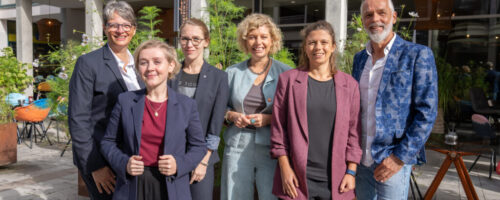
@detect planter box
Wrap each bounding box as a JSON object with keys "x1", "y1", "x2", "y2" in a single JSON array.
[{"x1": 0, "y1": 122, "x2": 17, "y2": 166}]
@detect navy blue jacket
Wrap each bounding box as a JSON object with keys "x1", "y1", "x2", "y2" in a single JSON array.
[
  {"x1": 68, "y1": 44, "x2": 145, "y2": 175},
  {"x1": 100, "y1": 88, "x2": 207, "y2": 200}
]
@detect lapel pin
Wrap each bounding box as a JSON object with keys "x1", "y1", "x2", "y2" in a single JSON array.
[{"x1": 203, "y1": 75, "x2": 207, "y2": 78}]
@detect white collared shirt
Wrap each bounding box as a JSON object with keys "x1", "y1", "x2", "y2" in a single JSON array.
[
  {"x1": 359, "y1": 34, "x2": 396, "y2": 166},
  {"x1": 108, "y1": 45, "x2": 141, "y2": 91}
]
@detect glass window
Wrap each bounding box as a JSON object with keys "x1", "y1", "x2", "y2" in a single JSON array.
[
  {"x1": 261, "y1": 0, "x2": 325, "y2": 25},
  {"x1": 436, "y1": 19, "x2": 499, "y2": 67},
  {"x1": 453, "y1": 0, "x2": 491, "y2": 16}
]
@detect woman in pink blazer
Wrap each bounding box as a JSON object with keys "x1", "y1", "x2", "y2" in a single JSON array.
[{"x1": 270, "y1": 21, "x2": 362, "y2": 200}]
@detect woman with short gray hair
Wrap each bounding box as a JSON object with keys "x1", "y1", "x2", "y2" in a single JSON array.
[
  {"x1": 103, "y1": 1, "x2": 137, "y2": 27},
  {"x1": 69, "y1": 1, "x2": 142, "y2": 200}
]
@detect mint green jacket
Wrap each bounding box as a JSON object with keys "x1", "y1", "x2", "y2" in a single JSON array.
[{"x1": 225, "y1": 58, "x2": 292, "y2": 146}]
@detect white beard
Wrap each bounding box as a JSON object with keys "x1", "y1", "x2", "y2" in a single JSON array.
[{"x1": 365, "y1": 18, "x2": 393, "y2": 44}]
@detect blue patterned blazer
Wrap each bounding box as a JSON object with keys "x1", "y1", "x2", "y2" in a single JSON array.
[{"x1": 352, "y1": 34, "x2": 438, "y2": 165}]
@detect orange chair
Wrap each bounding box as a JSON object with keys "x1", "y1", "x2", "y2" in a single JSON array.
[
  {"x1": 36, "y1": 82, "x2": 51, "y2": 100},
  {"x1": 15, "y1": 98, "x2": 52, "y2": 148}
]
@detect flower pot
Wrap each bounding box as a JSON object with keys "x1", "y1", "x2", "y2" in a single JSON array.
[{"x1": 0, "y1": 122, "x2": 17, "y2": 166}]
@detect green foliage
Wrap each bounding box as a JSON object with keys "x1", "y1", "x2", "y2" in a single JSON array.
[
  {"x1": 272, "y1": 48, "x2": 296, "y2": 68},
  {"x1": 435, "y1": 56, "x2": 488, "y2": 122},
  {"x1": 338, "y1": 5, "x2": 416, "y2": 74},
  {"x1": 129, "y1": 6, "x2": 164, "y2": 53},
  {"x1": 337, "y1": 14, "x2": 368, "y2": 74},
  {"x1": 435, "y1": 56, "x2": 456, "y2": 119},
  {"x1": 207, "y1": 0, "x2": 295, "y2": 69},
  {"x1": 0, "y1": 47, "x2": 33, "y2": 123},
  {"x1": 43, "y1": 40, "x2": 99, "y2": 124},
  {"x1": 207, "y1": 0, "x2": 247, "y2": 69}
]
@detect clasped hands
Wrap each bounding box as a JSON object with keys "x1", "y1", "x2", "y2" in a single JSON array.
[
  {"x1": 126, "y1": 155, "x2": 177, "y2": 176},
  {"x1": 227, "y1": 111, "x2": 270, "y2": 128}
]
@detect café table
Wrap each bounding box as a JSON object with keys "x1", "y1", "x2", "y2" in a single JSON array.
[{"x1": 423, "y1": 140, "x2": 491, "y2": 200}]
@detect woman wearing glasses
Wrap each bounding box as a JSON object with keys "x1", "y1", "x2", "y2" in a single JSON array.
[
  {"x1": 101, "y1": 40, "x2": 207, "y2": 200},
  {"x1": 221, "y1": 13, "x2": 291, "y2": 200},
  {"x1": 167, "y1": 18, "x2": 229, "y2": 200},
  {"x1": 69, "y1": 1, "x2": 144, "y2": 199}
]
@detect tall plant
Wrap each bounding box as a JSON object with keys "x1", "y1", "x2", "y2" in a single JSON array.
[
  {"x1": 43, "y1": 37, "x2": 100, "y2": 124},
  {"x1": 337, "y1": 14, "x2": 368, "y2": 74},
  {"x1": 435, "y1": 55, "x2": 457, "y2": 120},
  {"x1": 0, "y1": 47, "x2": 33, "y2": 123},
  {"x1": 207, "y1": 0, "x2": 247, "y2": 69},
  {"x1": 129, "y1": 6, "x2": 164, "y2": 53}
]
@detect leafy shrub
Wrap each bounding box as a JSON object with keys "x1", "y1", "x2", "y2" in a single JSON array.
[{"x1": 0, "y1": 47, "x2": 33, "y2": 123}]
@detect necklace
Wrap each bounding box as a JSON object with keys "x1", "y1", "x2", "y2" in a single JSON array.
[
  {"x1": 248, "y1": 57, "x2": 271, "y2": 75},
  {"x1": 147, "y1": 98, "x2": 165, "y2": 117}
]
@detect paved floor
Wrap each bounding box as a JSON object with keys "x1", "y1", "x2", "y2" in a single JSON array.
[
  {"x1": 412, "y1": 150, "x2": 500, "y2": 200},
  {"x1": 0, "y1": 130, "x2": 499, "y2": 200}
]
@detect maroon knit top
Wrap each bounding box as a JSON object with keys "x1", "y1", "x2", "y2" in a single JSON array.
[{"x1": 139, "y1": 98, "x2": 167, "y2": 166}]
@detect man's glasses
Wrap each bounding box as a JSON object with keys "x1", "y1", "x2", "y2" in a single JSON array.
[
  {"x1": 179, "y1": 37, "x2": 205, "y2": 46},
  {"x1": 106, "y1": 23, "x2": 134, "y2": 32}
]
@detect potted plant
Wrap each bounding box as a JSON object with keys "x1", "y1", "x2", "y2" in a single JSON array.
[{"x1": 0, "y1": 47, "x2": 32, "y2": 166}]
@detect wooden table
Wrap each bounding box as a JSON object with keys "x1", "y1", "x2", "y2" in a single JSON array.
[{"x1": 423, "y1": 147, "x2": 479, "y2": 200}]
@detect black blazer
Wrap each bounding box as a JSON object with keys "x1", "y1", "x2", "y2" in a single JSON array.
[
  {"x1": 168, "y1": 61, "x2": 229, "y2": 164},
  {"x1": 68, "y1": 44, "x2": 144, "y2": 175},
  {"x1": 100, "y1": 89, "x2": 207, "y2": 200}
]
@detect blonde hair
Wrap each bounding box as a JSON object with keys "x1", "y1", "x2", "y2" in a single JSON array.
[
  {"x1": 133, "y1": 40, "x2": 181, "y2": 80},
  {"x1": 298, "y1": 20, "x2": 337, "y2": 75},
  {"x1": 236, "y1": 13, "x2": 282, "y2": 55}
]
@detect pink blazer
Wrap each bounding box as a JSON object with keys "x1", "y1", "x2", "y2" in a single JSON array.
[{"x1": 270, "y1": 69, "x2": 362, "y2": 200}]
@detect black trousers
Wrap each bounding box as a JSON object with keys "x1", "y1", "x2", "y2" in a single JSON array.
[
  {"x1": 137, "y1": 166, "x2": 168, "y2": 200},
  {"x1": 80, "y1": 171, "x2": 113, "y2": 200},
  {"x1": 307, "y1": 178, "x2": 332, "y2": 200},
  {"x1": 190, "y1": 164, "x2": 215, "y2": 200}
]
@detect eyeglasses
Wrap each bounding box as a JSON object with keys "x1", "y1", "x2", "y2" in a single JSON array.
[
  {"x1": 106, "y1": 23, "x2": 134, "y2": 32},
  {"x1": 179, "y1": 37, "x2": 205, "y2": 46}
]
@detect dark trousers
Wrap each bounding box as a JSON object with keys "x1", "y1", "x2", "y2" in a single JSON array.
[
  {"x1": 307, "y1": 178, "x2": 332, "y2": 200},
  {"x1": 80, "y1": 171, "x2": 113, "y2": 200},
  {"x1": 137, "y1": 166, "x2": 168, "y2": 200},
  {"x1": 190, "y1": 164, "x2": 215, "y2": 200}
]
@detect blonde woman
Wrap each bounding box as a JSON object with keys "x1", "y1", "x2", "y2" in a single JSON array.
[
  {"x1": 168, "y1": 18, "x2": 229, "y2": 200},
  {"x1": 221, "y1": 13, "x2": 291, "y2": 200},
  {"x1": 101, "y1": 40, "x2": 206, "y2": 200}
]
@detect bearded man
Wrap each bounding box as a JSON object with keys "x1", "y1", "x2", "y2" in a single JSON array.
[{"x1": 351, "y1": 0, "x2": 438, "y2": 199}]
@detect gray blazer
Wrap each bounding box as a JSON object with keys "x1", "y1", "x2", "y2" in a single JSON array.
[{"x1": 225, "y1": 58, "x2": 292, "y2": 146}]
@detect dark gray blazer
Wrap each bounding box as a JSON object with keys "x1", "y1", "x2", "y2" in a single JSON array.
[
  {"x1": 68, "y1": 44, "x2": 145, "y2": 175},
  {"x1": 168, "y1": 61, "x2": 229, "y2": 164}
]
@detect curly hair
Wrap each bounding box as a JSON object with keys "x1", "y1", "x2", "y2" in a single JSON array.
[{"x1": 236, "y1": 13, "x2": 282, "y2": 55}]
